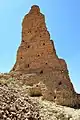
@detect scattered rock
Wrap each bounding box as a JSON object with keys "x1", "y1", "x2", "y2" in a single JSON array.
[{"x1": 0, "y1": 84, "x2": 40, "y2": 120}]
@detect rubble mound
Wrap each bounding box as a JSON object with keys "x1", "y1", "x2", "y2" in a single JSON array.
[
  {"x1": 0, "y1": 84, "x2": 40, "y2": 120},
  {"x1": 0, "y1": 78, "x2": 80, "y2": 120}
]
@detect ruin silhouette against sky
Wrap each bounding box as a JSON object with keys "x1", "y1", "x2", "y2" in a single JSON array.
[{"x1": 0, "y1": 0, "x2": 80, "y2": 93}]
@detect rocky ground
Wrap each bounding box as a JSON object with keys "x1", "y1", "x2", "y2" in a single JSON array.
[
  {"x1": 0, "y1": 74, "x2": 80, "y2": 120},
  {"x1": 0, "y1": 82, "x2": 40, "y2": 119}
]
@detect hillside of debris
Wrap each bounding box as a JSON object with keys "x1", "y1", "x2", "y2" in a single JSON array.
[{"x1": 0, "y1": 74, "x2": 80, "y2": 120}]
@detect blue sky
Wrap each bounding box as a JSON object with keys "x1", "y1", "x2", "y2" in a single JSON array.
[{"x1": 0, "y1": 0, "x2": 80, "y2": 93}]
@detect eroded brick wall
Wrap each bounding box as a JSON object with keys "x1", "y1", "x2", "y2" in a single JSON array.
[{"x1": 11, "y1": 5, "x2": 80, "y2": 108}]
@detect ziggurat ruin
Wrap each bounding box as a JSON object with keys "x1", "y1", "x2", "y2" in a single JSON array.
[{"x1": 10, "y1": 5, "x2": 80, "y2": 108}]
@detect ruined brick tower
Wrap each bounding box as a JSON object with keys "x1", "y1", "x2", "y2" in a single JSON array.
[
  {"x1": 12, "y1": 5, "x2": 69, "y2": 75},
  {"x1": 11, "y1": 5, "x2": 80, "y2": 108}
]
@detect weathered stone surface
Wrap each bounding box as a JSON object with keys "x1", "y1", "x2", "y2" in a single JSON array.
[
  {"x1": 1, "y1": 82, "x2": 80, "y2": 120},
  {"x1": 11, "y1": 5, "x2": 80, "y2": 108},
  {"x1": 0, "y1": 84, "x2": 40, "y2": 120}
]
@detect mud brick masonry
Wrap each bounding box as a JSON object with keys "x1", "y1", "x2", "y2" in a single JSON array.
[{"x1": 11, "y1": 5, "x2": 80, "y2": 108}]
